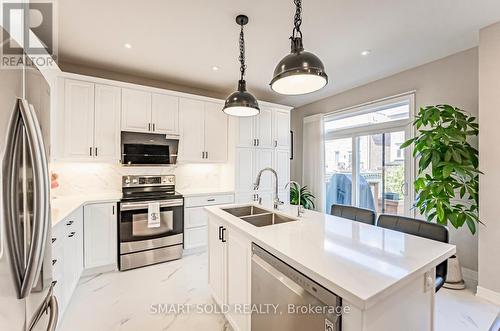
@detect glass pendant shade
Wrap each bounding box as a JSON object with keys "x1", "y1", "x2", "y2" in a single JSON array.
[
  {"x1": 270, "y1": 38, "x2": 328, "y2": 95},
  {"x1": 223, "y1": 80, "x2": 260, "y2": 117}
]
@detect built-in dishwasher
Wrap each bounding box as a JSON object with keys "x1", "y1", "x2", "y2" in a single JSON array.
[{"x1": 251, "y1": 244, "x2": 342, "y2": 331}]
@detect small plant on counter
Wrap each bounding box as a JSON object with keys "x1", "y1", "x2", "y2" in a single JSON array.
[
  {"x1": 400, "y1": 104, "x2": 481, "y2": 234},
  {"x1": 289, "y1": 183, "x2": 315, "y2": 210}
]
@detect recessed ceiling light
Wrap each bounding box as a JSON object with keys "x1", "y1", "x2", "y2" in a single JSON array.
[
  {"x1": 361, "y1": 50, "x2": 371, "y2": 56},
  {"x1": 124, "y1": 43, "x2": 132, "y2": 49},
  {"x1": 211, "y1": 66, "x2": 220, "y2": 71}
]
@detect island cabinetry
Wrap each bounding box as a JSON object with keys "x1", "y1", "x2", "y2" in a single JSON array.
[{"x1": 207, "y1": 214, "x2": 251, "y2": 331}]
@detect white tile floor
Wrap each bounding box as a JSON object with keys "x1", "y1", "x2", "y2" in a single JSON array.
[{"x1": 60, "y1": 252, "x2": 499, "y2": 331}]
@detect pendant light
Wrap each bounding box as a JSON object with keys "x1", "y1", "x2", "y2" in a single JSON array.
[
  {"x1": 222, "y1": 15, "x2": 260, "y2": 117},
  {"x1": 270, "y1": 0, "x2": 328, "y2": 95}
]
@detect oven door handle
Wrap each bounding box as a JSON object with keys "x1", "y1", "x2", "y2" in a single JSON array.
[{"x1": 120, "y1": 199, "x2": 184, "y2": 211}]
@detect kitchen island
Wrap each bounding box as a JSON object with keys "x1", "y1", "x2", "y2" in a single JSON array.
[{"x1": 205, "y1": 203, "x2": 455, "y2": 331}]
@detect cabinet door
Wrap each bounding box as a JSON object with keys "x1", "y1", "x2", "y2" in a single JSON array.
[
  {"x1": 254, "y1": 148, "x2": 274, "y2": 191},
  {"x1": 236, "y1": 116, "x2": 255, "y2": 147},
  {"x1": 274, "y1": 109, "x2": 290, "y2": 149},
  {"x1": 184, "y1": 226, "x2": 208, "y2": 250},
  {"x1": 226, "y1": 229, "x2": 251, "y2": 331},
  {"x1": 185, "y1": 207, "x2": 208, "y2": 228},
  {"x1": 254, "y1": 107, "x2": 274, "y2": 148},
  {"x1": 275, "y1": 149, "x2": 290, "y2": 192},
  {"x1": 63, "y1": 79, "x2": 94, "y2": 159},
  {"x1": 83, "y1": 203, "x2": 117, "y2": 269},
  {"x1": 121, "y1": 88, "x2": 151, "y2": 133},
  {"x1": 94, "y1": 84, "x2": 121, "y2": 161},
  {"x1": 62, "y1": 230, "x2": 76, "y2": 300},
  {"x1": 204, "y1": 101, "x2": 228, "y2": 162},
  {"x1": 235, "y1": 148, "x2": 255, "y2": 192},
  {"x1": 179, "y1": 98, "x2": 205, "y2": 162},
  {"x1": 208, "y1": 218, "x2": 225, "y2": 306},
  {"x1": 152, "y1": 93, "x2": 179, "y2": 134}
]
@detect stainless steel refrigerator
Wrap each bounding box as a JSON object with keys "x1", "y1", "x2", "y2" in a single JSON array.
[{"x1": 0, "y1": 35, "x2": 57, "y2": 330}]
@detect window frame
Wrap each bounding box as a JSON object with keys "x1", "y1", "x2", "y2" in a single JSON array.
[{"x1": 323, "y1": 93, "x2": 416, "y2": 216}]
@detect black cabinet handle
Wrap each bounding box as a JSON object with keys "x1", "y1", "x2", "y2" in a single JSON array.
[
  {"x1": 51, "y1": 238, "x2": 56, "y2": 244},
  {"x1": 66, "y1": 220, "x2": 74, "y2": 226},
  {"x1": 95, "y1": 147, "x2": 98, "y2": 156},
  {"x1": 89, "y1": 147, "x2": 92, "y2": 156},
  {"x1": 52, "y1": 259, "x2": 57, "y2": 266},
  {"x1": 153, "y1": 123, "x2": 156, "y2": 131},
  {"x1": 221, "y1": 227, "x2": 227, "y2": 243},
  {"x1": 207, "y1": 198, "x2": 216, "y2": 202},
  {"x1": 68, "y1": 232, "x2": 75, "y2": 238},
  {"x1": 218, "y1": 226, "x2": 223, "y2": 240}
]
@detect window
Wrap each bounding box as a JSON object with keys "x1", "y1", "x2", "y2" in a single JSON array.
[{"x1": 324, "y1": 94, "x2": 414, "y2": 216}]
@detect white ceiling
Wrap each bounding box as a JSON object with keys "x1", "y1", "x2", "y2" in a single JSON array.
[{"x1": 57, "y1": 0, "x2": 500, "y2": 107}]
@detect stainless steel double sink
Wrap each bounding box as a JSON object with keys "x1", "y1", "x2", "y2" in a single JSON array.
[{"x1": 222, "y1": 205, "x2": 297, "y2": 227}]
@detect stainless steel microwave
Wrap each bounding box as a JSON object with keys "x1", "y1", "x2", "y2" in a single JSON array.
[{"x1": 121, "y1": 131, "x2": 179, "y2": 166}]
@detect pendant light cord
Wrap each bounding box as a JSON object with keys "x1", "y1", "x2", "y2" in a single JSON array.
[
  {"x1": 239, "y1": 25, "x2": 246, "y2": 81},
  {"x1": 291, "y1": 0, "x2": 303, "y2": 39}
]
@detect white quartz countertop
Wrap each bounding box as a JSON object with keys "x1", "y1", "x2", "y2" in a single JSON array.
[
  {"x1": 51, "y1": 192, "x2": 122, "y2": 226},
  {"x1": 205, "y1": 203, "x2": 456, "y2": 310},
  {"x1": 177, "y1": 188, "x2": 234, "y2": 197}
]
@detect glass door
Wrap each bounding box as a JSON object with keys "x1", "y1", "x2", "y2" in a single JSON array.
[{"x1": 357, "y1": 130, "x2": 410, "y2": 215}]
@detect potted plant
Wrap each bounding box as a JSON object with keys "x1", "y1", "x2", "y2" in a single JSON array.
[
  {"x1": 289, "y1": 183, "x2": 316, "y2": 210},
  {"x1": 400, "y1": 104, "x2": 481, "y2": 289}
]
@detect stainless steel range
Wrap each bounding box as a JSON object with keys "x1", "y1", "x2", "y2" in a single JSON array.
[{"x1": 118, "y1": 175, "x2": 184, "y2": 271}]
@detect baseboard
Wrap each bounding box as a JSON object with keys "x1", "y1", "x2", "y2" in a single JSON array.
[
  {"x1": 477, "y1": 286, "x2": 500, "y2": 305},
  {"x1": 462, "y1": 267, "x2": 478, "y2": 282}
]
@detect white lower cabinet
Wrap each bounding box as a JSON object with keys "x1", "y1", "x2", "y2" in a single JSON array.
[
  {"x1": 184, "y1": 193, "x2": 234, "y2": 251},
  {"x1": 51, "y1": 207, "x2": 84, "y2": 322},
  {"x1": 208, "y1": 215, "x2": 251, "y2": 331},
  {"x1": 83, "y1": 202, "x2": 118, "y2": 269},
  {"x1": 52, "y1": 202, "x2": 118, "y2": 325}
]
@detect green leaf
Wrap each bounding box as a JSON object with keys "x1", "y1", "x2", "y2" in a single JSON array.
[{"x1": 442, "y1": 165, "x2": 454, "y2": 178}]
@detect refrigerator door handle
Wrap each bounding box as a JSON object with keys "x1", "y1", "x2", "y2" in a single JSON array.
[
  {"x1": 2, "y1": 99, "x2": 25, "y2": 292},
  {"x1": 27, "y1": 283, "x2": 59, "y2": 331},
  {"x1": 21, "y1": 102, "x2": 50, "y2": 297},
  {"x1": 17, "y1": 100, "x2": 50, "y2": 299}
]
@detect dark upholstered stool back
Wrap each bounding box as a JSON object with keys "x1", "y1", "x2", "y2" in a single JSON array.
[
  {"x1": 377, "y1": 214, "x2": 449, "y2": 292},
  {"x1": 330, "y1": 204, "x2": 376, "y2": 225}
]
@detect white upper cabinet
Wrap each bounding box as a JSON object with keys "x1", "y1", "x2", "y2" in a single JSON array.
[
  {"x1": 151, "y1": 93, "x2": 179, "y2": 134},
  {"x1": 121, "y1": 88, "x2": 151, "y2": 133},
  {"x1": 62, "y1": 79, "x2": 121, "y2": 162},
  {"x1": 236, "y1": 116, "x2": 255, "y2": 148},
  {"x1": 204, "y1": 101, "x2": 228, "y2": 162},
  {"x1": 235, "y1": 148, "x2": 255, "y2": 192},
  {"x1": 254, "y1": 107, "x2": 274, "y2": 148},
  {"x1": 234, "y1": 107, "x2": 291, "y2": 203},
  {"x1": 94, "y1": 84, "x2": 121, "y2": 161},
  {"x1": 179, "y1": 98, "x2": 205, "y2": 161},
  {"x1": 274, "y1": 109, "x2": 290, "y2": 149},
  {"x1": 179, "y1": 98, "x2": 228, "y2": 163},
  {"x1": 63, "y1": 79, "x2": 95, "y2": 159}
]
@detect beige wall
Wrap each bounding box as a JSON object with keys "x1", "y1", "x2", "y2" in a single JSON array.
[
  {"x1": 291, "y1": 48, "x2": 479, "y2": 272},
  {"x1": 478, "y1": 22, "x2": 500, "y2": 297}
]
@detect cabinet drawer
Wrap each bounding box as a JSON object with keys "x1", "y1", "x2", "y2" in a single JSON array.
[
  {"x1": 184, "y1": 194, "x2": 234, "y2": 208},
  {"x1": 185, "y1": 207, "x2": 208, "y2": 229},
  {"x1": 184, "y1": 226, "x2": 208, "y2": 249}
]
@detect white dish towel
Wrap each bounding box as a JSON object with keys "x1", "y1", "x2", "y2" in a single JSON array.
[{"x1": 148, "y1": 202, "x2": 161, "y2": 228}]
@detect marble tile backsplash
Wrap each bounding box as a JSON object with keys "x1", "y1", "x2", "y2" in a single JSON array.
[{"x1": 50, "y1": 162, "x2": 234, "y2": 198}]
